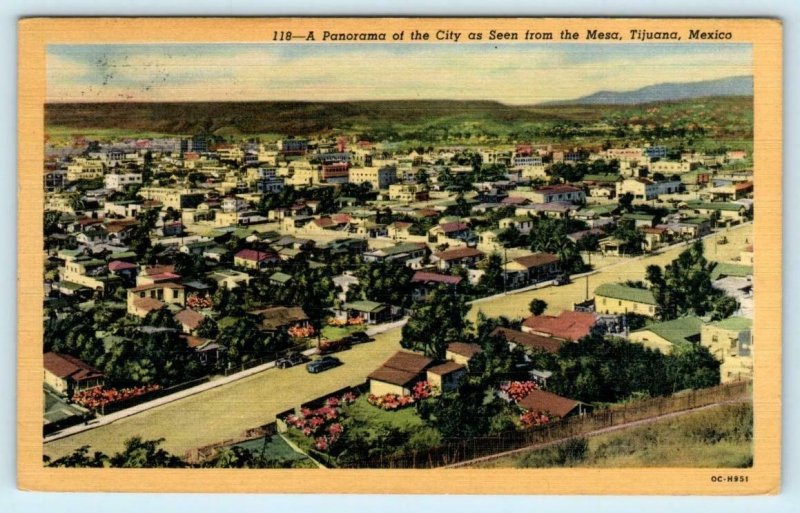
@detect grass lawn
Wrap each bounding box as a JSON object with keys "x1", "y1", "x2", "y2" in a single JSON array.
[
  {"x1": 345, "y1": 395, "x2": 425, "y2": 432},
  {"x1": 321, "y1": 324, "x2": 366, "y2": 341},
  {"x1": 475, "y1": 402, "x2": 753, "y2": 468},
  {"x1": 233, "y1": 434, "x2": 308, "y2": 462}
]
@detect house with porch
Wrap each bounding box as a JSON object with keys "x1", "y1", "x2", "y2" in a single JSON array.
[
  {"x1": 337, "y1": 300, "x2": 392, "y2": 325},
  {"x1": 504, "y1": 253, "x2": 561, "y2": 288}
]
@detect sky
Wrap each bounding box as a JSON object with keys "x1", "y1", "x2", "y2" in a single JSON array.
[{"x1": 46, "y1": 43, "x2": 752, "y2": 104}]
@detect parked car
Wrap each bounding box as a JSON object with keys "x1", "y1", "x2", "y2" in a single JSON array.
[
  {"x1": 306, "y1": 356, "x2": 342, "y2": 374},
  {"x1": 345, "y1": 331, "x2": 374, "y2": 345},
  {"x1": 275, "y1": 353, "x2": 307, "y2": 369},
  {"x1": 554, "y1": 273, "x2": 571, "y2": 286}
]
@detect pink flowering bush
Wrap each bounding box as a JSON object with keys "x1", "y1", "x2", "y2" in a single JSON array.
[
  {"x1": 367, "y1": 393, "x2": 415, "y2": 411},
  {"x1": 72, "y1": 384, "x2": 160, "y2": 410},
  {"x1": 282, "y1": 390, "x2": 359, "y2": 452},
  {"x1": 520, "y1": 410, "x2": 550, "y2": 428},
  {"x1": 411, "y1": 380, "x2": 433, "y2": 400},
  {"x1": 498, "y1": 381, "x2": 538, "y2": 402}
]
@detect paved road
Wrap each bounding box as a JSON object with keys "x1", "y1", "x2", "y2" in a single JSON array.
[
  {"x1": 44, "y1": 326, "x2": 404, "y2": 460},
  {"x1": 44, "y1": 223, "x2": 750, "y2": 460},
  {"x1": 469, "y1": 222, "x2": 752, "y2": 321}
]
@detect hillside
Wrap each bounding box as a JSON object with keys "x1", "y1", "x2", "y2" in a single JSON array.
[
  {"x1": 546, "y1": 75, "x2": 753, "y2": 106},
  {"x1": 45, "y1": 96, "x2": 753, "y2": 147}
]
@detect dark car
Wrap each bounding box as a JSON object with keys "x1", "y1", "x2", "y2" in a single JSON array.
[
  {"x1": 554, "y1": 273, "x2": 571, "y2": 286},
  {"x1": 275, "y1": 353, "x2": 307, "y2": 369},
  {"x1": 306, "y1": 356, "x2": 342, "y2": 374},
  {"x1": 345, "y1": 331, "x2": 374, "y2": 345}
]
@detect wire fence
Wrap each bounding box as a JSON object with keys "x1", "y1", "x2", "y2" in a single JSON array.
[{"x1": 341, "y1": 380, "x2": 750, "y2": 469}]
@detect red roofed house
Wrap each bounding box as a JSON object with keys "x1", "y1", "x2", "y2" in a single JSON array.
[
  {"x1": 234, "y1": 248, "x2": 279, "y2": 270},
  {"x1": 432, "y1": 246, "x2": 485, "y2": 271},
  {"x1": 521, "y1": 310, "x2": 599, "y2": 342},
  {"x1": 445, "y1": 342, "x2": 482, "y2": 366},
  {"x1": 428, "y1": 221, "x2": 472, "y2": 244},
  {"x1": 126, "y1": 282, "x2": 185, "y2": 317},
  {"x1": 368, "y1": 351, "x2": 434, "y2": 397},
  {"x1": 517, "y1": 389, "x2": 588, "y2": 419},
  {"x1": 426, "y1": 361, "x2": 467, "y2": 392},
  {"x1": 491, "y1": 327, "x2": 564, "y2": 355},
  {"x1": 175, "y1": 308, "x2": 206, "y2": 334},
  {"x1": 504, "y1": 252, "x2": 561, "y2": 287},
  {"x1": 108, "y1": 260, "x2": 138, "y2": 281},
  {"x1": 44, "y1": 352, "x2": 105, "y2": 396},
  {"x1": 410, "y1": 271, "x2": 463, "y2": 301}
]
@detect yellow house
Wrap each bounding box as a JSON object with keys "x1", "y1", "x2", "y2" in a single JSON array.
[
  {"x1": 701, "y1": 317, "x2": 753, "y2": 383},
  {"x1": 445, "y1": 342, "x2": 482, "y2": 366},
  {"x1": 627, "y1": 316, "x2": 703, "y2": 353},
  {"x1": 44, "y1": 352, "x2": 105, "y2": 397},
  {"x1": 368, "y1": 351, "x2": 433, "y2": 397},
  {"x1": 426, "y1": 361, "x2": 467, "y2": 393},
  {"x1": 126, "y1": 282, "x2": 185, "y2": 317},
  {"x1": 594, "y1": 283, "x2": 657, "y2": 317}
]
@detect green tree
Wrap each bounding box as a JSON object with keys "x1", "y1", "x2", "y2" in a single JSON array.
[
  {"x1": 646, "y1": 240, "x2": 739, "y2": 321},
  {"x1": 45, "y1": 445, "x2": 109, "y2": 468},
  {"x1": 108, "y1": 437, "x2": 185, "y2": 468},
  {"x1": 401, "y1": 286, "x2": 470, "y2": 359},
  {"x1": 478, "y1": 252, "x2": 506, "y2": 294},
  {"x1": 529, "y1": 299, "x2": 548, "y2": 316}
]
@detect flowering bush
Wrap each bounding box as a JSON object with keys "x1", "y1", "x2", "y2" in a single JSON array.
[
  {"x1": 282, "y1": 390, "x2": 359, "y2": 451},
  {"x1": 71, "y1": 384, "x2": 161, "y2": 410},
  {"x1": 347, "y1": 315, "x2": 364, "y2": 326},
  {"x1": 367, "y1": 393, "x2": 416, "y2": 411},
  {"x1": 520, "y1": 410, "x2": 550, "y2": 428},
  {"x1": 186, "y1": 293, "x2": 213, "y2": 309},
  {"x1": 499, "y1": 381, "x2": 538, "y2": 402},
  {"x1": 328, "y1": 317, "x2": 347, "y2": 327},
  {"x1": 411, "y1": 380, "x2": 433, "y2": 400},
  {"x1": 288, "y1": 324, "x2": 315, "y2": 339}
]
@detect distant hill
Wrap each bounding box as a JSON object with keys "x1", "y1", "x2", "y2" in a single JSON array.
[
  {"x1": 46, "y1": 100, "x2": 569, "y2": 138},
  {"x1": 45, "y1": 96, "x2": 753, "y2": 144},
  {"x1": 545, "y1": 75, "x2": 753, "y2": 106}
]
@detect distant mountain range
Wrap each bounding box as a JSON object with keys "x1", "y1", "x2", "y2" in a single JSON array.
[{"x1": 544, "y1": 75, "x2": 753, "y2": 106}]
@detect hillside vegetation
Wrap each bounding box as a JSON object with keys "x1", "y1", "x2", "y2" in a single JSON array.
[
  {"x1": 475, "y1": 402, "x2": 753, "y2": 469},
  {"x1": 45, "y1": 96, "x2": 752, "y2": 148}
]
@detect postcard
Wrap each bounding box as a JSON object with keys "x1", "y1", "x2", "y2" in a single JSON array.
[{"x1": 18, "y1": 17, "x2": 781, "y2": 494}]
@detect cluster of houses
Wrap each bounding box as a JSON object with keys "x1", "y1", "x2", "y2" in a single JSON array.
[{"x1": 43, "y1": 134, "x2": 754, "y2": 422}]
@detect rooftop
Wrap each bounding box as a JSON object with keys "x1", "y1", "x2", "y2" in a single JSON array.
[
  {"x1": 594, "y1": 283, "x2": 656, "y2": 305},
  {"x1": 517, "y1": 389, "x2": 580, "y2": 418},
  {"x1": 711, "y1": 316, "x2": 752, "y2": 332},
  {"x1": 491, "y1": 327, "x2": 563, "y2": 355},
  {"x1": 522, "y1": 310, "x2": 598, "y2": 341},
  {"x1": 632, "y1": 316, "x2": 703, "y2": 346}
]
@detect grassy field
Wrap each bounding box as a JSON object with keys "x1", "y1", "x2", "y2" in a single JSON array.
[
  {"x1": 233, "y1": 434, "x2": 309, "y2": 463},
  {"x1": 469, "y1": 223, "x2": 752, "y2": 322},
  {"x1": 321, "y1": 324, "x2": 367, "y2": 341},
  {"x1": 44, "y1": 327, "x2": 404, "y2": 460},
  {"x1": 475, "y1": 402, "x2": 753, "y2": 468},
  {"x1": 344, "y1": 395, "x2": 426, "y2": 432}
]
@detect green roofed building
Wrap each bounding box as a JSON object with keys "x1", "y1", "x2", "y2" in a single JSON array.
[
  {"x1": 594, "y1": 283, "x2": 657, "y2": 317},
  {"x1": 339, "y1": 300, "x2": 392, "y2": 325},
  {"x1": 710, "y1": 262, "x2": 753, "y2": 281},
  {"x1": 628, "y1": 316, "x2": 703, "y2": 353},
  {"x1": 269, "y1": 272, "x2": 293, "y2": 285}
]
